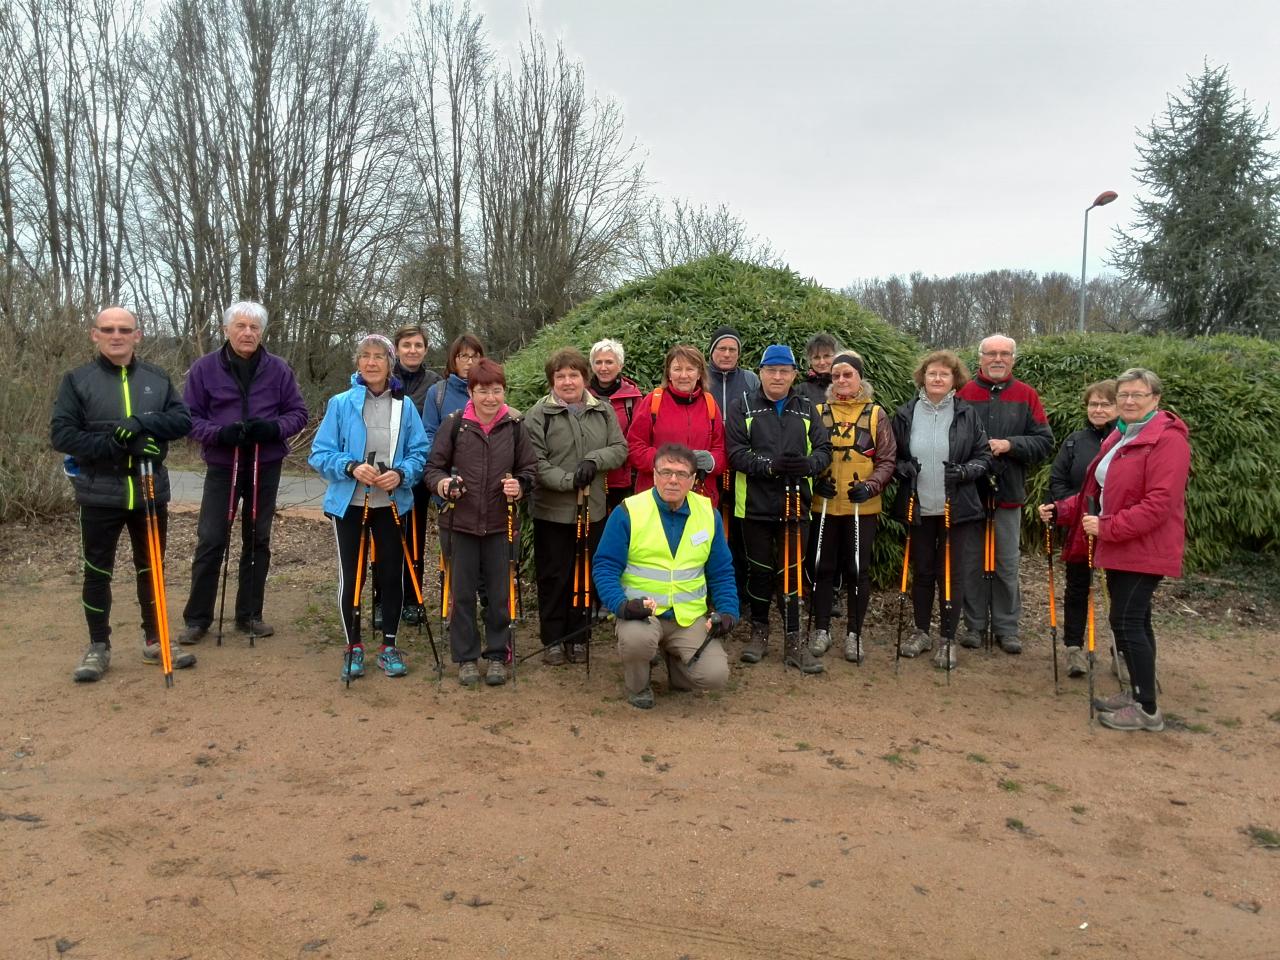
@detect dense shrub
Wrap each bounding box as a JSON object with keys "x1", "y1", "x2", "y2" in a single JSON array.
[{"x1": 1015, "y1": 333, "x2": 1280, "y2": 570}]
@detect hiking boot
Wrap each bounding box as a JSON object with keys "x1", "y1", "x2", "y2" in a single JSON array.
[
  {"x1": 934, "y1": 639, "x2": 958, "y2": 671},
  {"x1": 957, "y1": 626, "x2": 982, "y2": 649},
  {"x1": 401, "y1": 605, "x2": 422, "y2": 626},
  {"x1": 783, "y1": 632, "x2": 825, "y2": 674},
  {"x1": 1066, "y1": 646, "x2": 1088, "y2": 678},
  {"x1": 236, "y1": 618, "x2": 275, "y2": 637},
  {"x1": 377, "y1": 646, "x2": 408, "y2": 678},
  {"x1": 843, "y1": 632, "x2": 864, "y2": 664},
  {"x1": 997, "y1": 635, "x2": 1022, "y2": 655},
  {"x1": 178, "y1": 624, "x2": 208, "y2": 645},
  {"x1": 143, "y1": 641, "x2": 196, "y2": 670},
  {"x1": 809, "y1": 628, "x2": 832, "y2": 657},
  {"x1": 1099, "y1": 702, "x2": 1164, "y2": 732},
  {"x1": 341, "y1": 645, "x2": 365, "y2": 681},
  {"x1": 458, "y1": 661, "x2": 480, "y2": 686},
  {"x1": 740, "y1": 623, "x2": 769, "y2": 664},
  {"x1": 1092, "y1": 689, "x2": 1135, "y2": 713},
  {"x1": 542, "y1": 644, "x2": 565, "y2": 666},
  {"x1": 73, "y1": 642, "x2": 111, "y2": 683},
  {"x1": 566, "y1": 642, "x2": 588, "y2": 664},
  {"x1": 485, "y1": 658, "x2": 507, "y2": 686},
  {"x1": 899, "y1": 628, "x2": 932, "y2": 658},
  {"x1": 628, "y1": 685, "x2": 655, "y2": 710}
]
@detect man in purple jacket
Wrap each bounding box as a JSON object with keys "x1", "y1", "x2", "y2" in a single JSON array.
[{"x1": 178, "y1": 301, "x2": 308, "y2": 643}]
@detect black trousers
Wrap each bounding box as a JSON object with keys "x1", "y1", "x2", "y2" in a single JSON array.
[
  {"x1": 533, "y1": 517, "x2": 600, "y2": 648},
  {"x1": 331, "y1": 504, "x2": 404, "y2": 647},
  {"x1": 809, "y1": 513, "x2": 878, "y2": 633},
  {"x1": 909, "y1": 515, "x2": 976, "y2": 640},
  {"x1": 373, "y1": 482, "x2": 432, "y2": 609},
  {"x1": 1061, "y1": 559, "x2": 1093, "y2": 648},
  {"x1": 1106, "y1": 569, "x2": 1162, "y2": 709},
  {"x1": 80, "y1": 503, "x2": 167, "y2": 645},
  {"x1": 441, "y1": 527, "x2": 513, "y2": 663},
  {"x1": 741, "y1": 517, "x2": 808, "y2": 633},
  {"x1": 182, "y1": 458, "x2": 282, "y2": 628}
]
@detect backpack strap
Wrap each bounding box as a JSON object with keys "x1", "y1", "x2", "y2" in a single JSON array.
[{"x1": 433, "y1": 380, "x2": 448, "y2": 417}]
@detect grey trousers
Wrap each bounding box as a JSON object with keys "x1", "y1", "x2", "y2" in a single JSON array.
[
  {"x1": 616, "y1": 615, "x2": 729, "y2": 695},
  {"x1": 960, "y1": 505, "x2": 1023, "y2": 638}
]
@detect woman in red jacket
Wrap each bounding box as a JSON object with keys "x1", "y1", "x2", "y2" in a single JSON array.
[
  {"x1": 1040, "y1": 368, "x2": 1190, "y2": 733},
  {"x1": 626, "y1": 344, "x2": 726, "y2": 507}
]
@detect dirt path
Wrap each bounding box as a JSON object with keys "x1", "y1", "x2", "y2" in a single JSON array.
[{"x1": 1, "y1": 514, "x2": 1277, "y2": 959}]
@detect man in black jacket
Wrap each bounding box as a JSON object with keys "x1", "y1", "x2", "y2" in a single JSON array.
[
  {"x1": 51, "y1": 308, "x2": 193, "y2": 682},
  {"x1": 725, "y1": 344, "x2": 832, "y2": 673}
]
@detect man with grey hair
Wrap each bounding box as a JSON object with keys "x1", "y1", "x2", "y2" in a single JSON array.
[
  {"x1": 956, "y1": 333, "x2": 1053, "y2": 654},
  {"x1": 178, "y1": 301, "x2": 308, "y2": 643}
]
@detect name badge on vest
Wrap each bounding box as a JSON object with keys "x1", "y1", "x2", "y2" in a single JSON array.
[{"x1": 690, "y1": 529, "x2": 710, "y2": 546}]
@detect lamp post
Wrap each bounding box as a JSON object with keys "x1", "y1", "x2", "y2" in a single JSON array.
[{"x1": 1078, "y1": 190, "x2": 1118, "y2": 332}]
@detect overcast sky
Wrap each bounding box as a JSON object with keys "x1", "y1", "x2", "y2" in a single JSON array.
[{"x1": 371, "y1": 0, "x2": 1280, "y2": 290}]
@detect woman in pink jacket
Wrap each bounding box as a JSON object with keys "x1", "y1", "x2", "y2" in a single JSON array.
[{"x1": 1040, "y1": 368, "x2": 1190, "y2": 733}]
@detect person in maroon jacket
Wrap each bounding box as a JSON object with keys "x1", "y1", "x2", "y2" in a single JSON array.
[
  {"x1": 956, "y1": 333, "x2": 1053, "y2": 654},
  {"x1": 588, "y1": 338, "x2": 645, "y2": 512},
  {"x1": 1040, "y1": 368, "x2": 1190, "y2": 733},
  {"x1": 178, "y1": 301, "x2": 308, "y2": 643},
  {"x1": 626, "y1": 344, "x2": 726, "y2": 508}
]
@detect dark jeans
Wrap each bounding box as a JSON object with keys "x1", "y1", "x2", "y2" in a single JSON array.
[
  {"x1": 79, "y1": 503, "x2": 167, "y2": 645},
  {"x1": 182, "y1": 458, "x2": 281, "y2": 627},
  {"x1": 533, "y1": 517, "x2": 601, "y2": 648},
  {"x1": 909, "y1": 515, "x2": 976, "y2": 639},
  {"x1": 1106, "y1": 569, "x2": 1162, "y2": 709},
  {"x1": 809, "y1": 513, "x2": 878, "y2": 633},
  {"x1": 440, "y1": 527, "x2": 512, "y2": 663},
  {"x1": 1062, "y1": 559, "x2": 1093, "y2": 648},
  {"x1": 741, "y1": 517, "x2": 808, "y2": 633},
  {"x1": 331, "y1": 505, "x2": 404, "y2": 647}
]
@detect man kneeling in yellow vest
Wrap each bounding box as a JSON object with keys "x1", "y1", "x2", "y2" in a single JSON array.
[{"x1": 593, "y1": 443, "x2": 740, "y2": 709}]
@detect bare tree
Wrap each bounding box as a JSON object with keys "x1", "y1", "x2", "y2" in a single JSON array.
[{"x1": 627, "y1": 197, "x2": 779, "y2": 276}]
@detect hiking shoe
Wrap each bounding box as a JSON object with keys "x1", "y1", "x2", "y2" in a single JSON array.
[
  {"x1": 957, "y1": 627, "x2": 983, "y2": 649},
  {"x1": 997, "y1": 635, "x2": 1022, "y2": 655},
  {"x1": 1092, "y1": 689, "x2": 1135, "y2": 713},
  {"x1": 236, "y1": 618, "x2": 275, "y2": 637},
  {"x1": 178, "y1": 624, "x2": 208, "y2": 645},
  {"x1": 783, "y1": 632, "x2": 825, "y2": 674},
  {"x1": 143, "y1": 642, "x2": 196, "y2": 670},
  {"x1": 458, "y1": 661, "x2": 480, "y2": 686},
  {"x1": 485, "y1": 658, "x2": 507, "y2": 686},
  {"x1": 566, "y1": 642, "x2": 588, "y2": 664},
  {"x1": 843, "y1": 632, "x2": 864, "y2": 664},
  {"x1": 1066, "y1": 646, "x2": 1088, "y2": 678},
  {"x1": 628, "y1": 685, "x2": 655, "y2": 710},
  {"x1": 899, "y1": 628, "x2": 932, "y2": 658},
  {"x1": 809, "y1": 628, "x2": 832, "y2": 657},
  {"x1": 542, "y1": 644, "x2": 565, "y2": 666},
  {"x1": 401, "y1": 605, "x2": 422, "y2": 626},
  {"x1": 1099, "y1": 702, "x2": 1164, "y2": 732},
  {"x1": 73, "y1": 642, "x2": 111, "y2": 683},
  {"x1": 933, "y1": 640, "x2": 958, "y2": 671},
  {"x1": 377, "y1": 646, "x2": 408, "y2": 677},
  {"x1": 740, "y1": 623, "x2": 769, "y2": 664},
  {"x1": 341, "y1": 645, "x2": 365, "y2": 681}
]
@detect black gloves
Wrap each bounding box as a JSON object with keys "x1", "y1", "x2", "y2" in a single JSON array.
[
  {"x1": 708, "y1": 612, "x2": 736, "y2": 638},
  {"x1": 621, "y1": 598, "x2": 651, "y2": 620},
  {"x1": 848, "y1": 481, "x2": 872, "y2": 503},
  {"x1": 128, "y1": 435, "x2": 161, "y2": 459},
  {"x1": 572, "y1": 459, "x2": 598, "y2": 489},
  {"x1": 943, "y1": 461, "x2": 967, "y2": 492},
  {"x1": 897, "y1": 458, "x2": 919, "y2": 482},
  {"x1": 813, "y1": 475, "x2": 837, "y2": 499},
  {"x1": 775, "y1": 453, "x2": 809, "y2": 477},
  {"x1": 218, "y1": 422, "x2": 245, "y2": 447},
  {"x1": 243, "y1": 418, "x2": 281, "y2": 443}
]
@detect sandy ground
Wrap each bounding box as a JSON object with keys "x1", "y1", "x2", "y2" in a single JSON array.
[{"x1": 1, "y1": 512, "x2": 1277, "y2": 960}]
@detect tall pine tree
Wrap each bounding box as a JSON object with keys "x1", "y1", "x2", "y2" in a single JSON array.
[{"x1": 1112, "y1": 63, "x2": 1280, "y2": 338}]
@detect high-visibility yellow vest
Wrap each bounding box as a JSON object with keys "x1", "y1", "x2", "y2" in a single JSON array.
[{"x1": 620, "y1": 490, "x2": 714, "y2": 626}]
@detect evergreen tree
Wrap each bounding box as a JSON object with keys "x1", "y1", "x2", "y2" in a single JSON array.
[{"x1": 1112, "y1": 63, "x2": 1280, "y2": 338}]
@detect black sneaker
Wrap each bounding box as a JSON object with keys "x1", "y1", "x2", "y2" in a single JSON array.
[
  {"x1": 178, "y1": 624, "x2": 208, "y2": 645},
  {"x1": 236, "y1": 618, "x2": 275, "y2": 637},
  {"x1": 484, "y1": 658, "x2": 507, "y2": 686},
  {"x1": 73, "y1": 642, "x2": 111, "y2": 682},
  {"x1": 628, "y1": 686, "x2": 655, "y2": 709}
]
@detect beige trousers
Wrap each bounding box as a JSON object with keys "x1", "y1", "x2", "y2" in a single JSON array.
[{"x1": 616, "y1": 615, "x2": 729, "y2": 694}]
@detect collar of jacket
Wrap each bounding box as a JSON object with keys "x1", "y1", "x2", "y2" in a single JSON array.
[
  {"x1": 543, "y1": 390, "x2": 602, "y2": 411},
  {"x1": 95, "y1": 353, "x2": 136, "y2": 374},
  {"x1": 975, "y1": 373, "x2": 1013, "y2": 393}
]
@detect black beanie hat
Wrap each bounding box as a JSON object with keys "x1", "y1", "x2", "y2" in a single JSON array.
[{"x1": 708, "y1": 325, "x2": 743, "y2": 354}]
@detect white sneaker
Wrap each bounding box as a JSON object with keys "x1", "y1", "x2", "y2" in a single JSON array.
[{"x1": 809, "y1": 628, "x2": 831, "y2": 657}]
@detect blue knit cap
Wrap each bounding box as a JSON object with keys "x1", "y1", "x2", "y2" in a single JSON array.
[{"x1": 760, "y1": 344, "x2": 797, "y2": 368}]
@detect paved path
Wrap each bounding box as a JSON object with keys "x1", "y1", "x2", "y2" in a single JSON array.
[{"x1": 169, "y1": 469, "x2": 327, "y2": 519}]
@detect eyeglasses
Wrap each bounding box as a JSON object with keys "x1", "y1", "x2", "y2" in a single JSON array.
[
  {"x1": 456, "y1": 352, "x2": 480, "y2": 362},
  {"x1": 1115, "y1": 392, "x2": 1153, "y2": 402},
  {"x1": 981, "y1": 350, "x2": 1014, "y2": 358},
  {"x1": 357, "y1": 352, "x2": 389, "y2": 362},
  {"x1": 831, "y1": 371, "x2": 858, "y2": 380},
  {"x1": 1086, "y1": 400, "x2": 1115, "y2": 409},
  {"x1": 95, "y1": 326, "x2": 136, "y2": 335},
  {"x1": 655, "y1": 468, "x2": 694, "y2": 481},
  {"x1": 472, "y1": 386, "x2": 504, "y2": 397}
]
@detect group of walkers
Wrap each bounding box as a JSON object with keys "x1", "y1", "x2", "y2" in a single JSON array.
[{"x1": 51, "y1": 304, "x2": 1191, "y2": 732}]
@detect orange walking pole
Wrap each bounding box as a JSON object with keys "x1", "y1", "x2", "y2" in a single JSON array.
[
  {"x1": 942, "y1": 494, "x2": 953, "y2": 682},
  {"x1": 141, "y1": 461, "x2": 174, "y2": 685},
  {"x1": 1046, "y1": 522, "x2": 1060, "y2": 694}
]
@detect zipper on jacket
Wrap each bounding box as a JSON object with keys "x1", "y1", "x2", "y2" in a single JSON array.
[{"x1": 120, "y1": 365, "x2": 135, "y2": 511}]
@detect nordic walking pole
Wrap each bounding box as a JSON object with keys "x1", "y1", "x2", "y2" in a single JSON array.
[
  {"x1": 583, "y1": 488, "x2": 593, "y2": 676},
  {"x1": 505, "y1": 473, "x2": 520, "y2": 687},
  {"x1": 246, "y1": 442, "x2": 261, "y2": 647},
  {"x1": 215, "y1": 445, "x2": 240, "y2": 646},
  {"x1": 141, "y1": 460, "x2": 174, "y2": 686},
  {"x1": 441, "y1": 469, "x2": 461, "y2": 632},
  {"x1": 983, "y1": 491, "x2": 996, "y2": 652},
  {"x1": 1046, "y1": 519, "x2": 1060, "y2": 695},
  {"x1": 943, "y1": 492, "x2": 953, "y2": 684},
  {"x1": 348, "y1": 453, "x2": 376, "y2": 688},
  {"x1": 895, "y1": 488, "x2": 915, "y2": 675},
  {"x1": 851, "y1": 471, "x2": 862, "y2": 667},
  {"x1": 380, "y1": 463, "x2": 442, "y2": 680},
  {"x1": 807, "y1": 474, "x2": 829, "y2": 638},
  {"x1": 1085, "y1": 497, "x2": 1098, "y2": 725}
]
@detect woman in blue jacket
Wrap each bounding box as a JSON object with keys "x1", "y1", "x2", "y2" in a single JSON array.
[
  {"x1": 309, "y1": 334, "x2": 428, "y2": 681},
  {"x1": 421, "y1": 333, "x2": 485, "y2": 451}
]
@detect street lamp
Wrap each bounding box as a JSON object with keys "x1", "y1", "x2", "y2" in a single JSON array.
[{"x1": 1078, "y1": 190, "x2": 1118, "y2": 332}]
